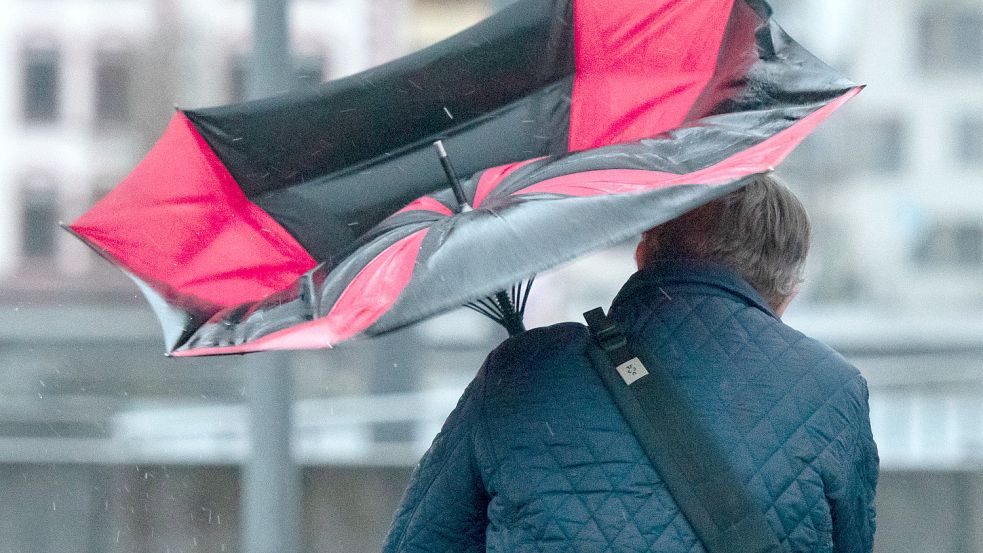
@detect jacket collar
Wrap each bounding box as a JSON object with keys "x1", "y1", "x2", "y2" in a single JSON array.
[{"x1": 610, "y1": 259, "x2": 778, "y2": 320}]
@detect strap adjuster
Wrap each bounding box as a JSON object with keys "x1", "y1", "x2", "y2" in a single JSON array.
[{"x1": 583, "y1": 307, "x2": 628, "y2": 353}]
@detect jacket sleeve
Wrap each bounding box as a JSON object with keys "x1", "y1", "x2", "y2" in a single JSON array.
[
  {"x1": 382, "y1": 370, "x2": 490, "y2": 553},
  {"x1": 829, "y1": 374, "x2": 879, "y2": 553}
]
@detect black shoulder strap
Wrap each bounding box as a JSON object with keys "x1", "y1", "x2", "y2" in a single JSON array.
[{"x1": 583, "y1": 307, "x2": 785, "y2": 553}]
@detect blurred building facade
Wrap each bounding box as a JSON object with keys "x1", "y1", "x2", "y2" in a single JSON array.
[
  {"x1": 775, "y1": 0, "x2": 983, "y2": 550},
  {"x1": 0, "y1": 0, "x2": 436, "y2": 551},
  {"x1": 0, "y1": 0, "x2": 981, "y2": 551}
]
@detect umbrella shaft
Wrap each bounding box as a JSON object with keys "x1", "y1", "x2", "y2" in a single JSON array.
[
  {"x1": 434, "y1": 140, "x2": 471, "y2": 210},
  {"x1": 440, "y1": 157, "x2": 469, "y2": 208},
  {"x1": 495, "y1": 290, "x2": 525, "y2": 336}
]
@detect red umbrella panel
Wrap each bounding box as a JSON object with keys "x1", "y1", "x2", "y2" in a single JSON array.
[{"x1": 68, "y1": 0, "x2": 860, "y2": 356}]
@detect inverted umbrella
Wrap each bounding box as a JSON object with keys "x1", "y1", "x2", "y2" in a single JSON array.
[{"x1": 68, "y1": 0, "x2": 859, "y2": 356}]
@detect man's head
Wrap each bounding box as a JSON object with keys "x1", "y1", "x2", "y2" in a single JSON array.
[{"x1": 634, "y1": 174, "x2": 810, "y2": 316}]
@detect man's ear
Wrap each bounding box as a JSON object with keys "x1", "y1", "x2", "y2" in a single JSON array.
[
  {"x1": 773, "y1": 286, "x2": 800, "y2": 318},
  {"x1": 635, "y1": 230, "x2": 658, "y2": 269}
]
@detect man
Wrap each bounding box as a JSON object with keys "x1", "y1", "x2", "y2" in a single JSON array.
[{"x1": 383, "y1": 174, "x2": 879, "y2": 552}]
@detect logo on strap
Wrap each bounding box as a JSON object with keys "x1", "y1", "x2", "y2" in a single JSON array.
[{"x1": 616, "y1": 357, "x2": 648, "y2": 385}]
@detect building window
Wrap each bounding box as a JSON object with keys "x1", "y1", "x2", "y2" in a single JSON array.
[
  {"x1": 227, "y1": 53, "x2": 328, "y2": 103},
  {"x1": 228, "y1": 54, "x2": 249, "y2": 103},
  {"x1": 955, "y1": 114, "x2": 983, "y2": 167},
  {"x1": 913, "y1": 221, "x2": 983, "y2": 268},
  {"x1": 919, "y1": 6, "x2": 983, "y2": 73},
  {"x1": 857, "y1": 116, "x2": 906, "y2": 173},
  {"x1": 294, "y1": 54, "x2": 325, "y2": 89},
  {"x1": 22, "y1": 47, "x2": 61, "y2": 123},
  {"x1": 95, "y1": 51, "x2": 132, "y2": 126},
  {"x1": 21, "y1": 182, "x2": 59, "y2": 259}
]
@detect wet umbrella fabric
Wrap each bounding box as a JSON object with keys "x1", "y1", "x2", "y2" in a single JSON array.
[{"x1": 68, "y1": 0, "x2": 860, "y2": 356}]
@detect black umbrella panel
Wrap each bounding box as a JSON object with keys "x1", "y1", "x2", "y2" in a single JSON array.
[{"x1": 68, "y1": 0, "x2": 860, "y2": 356}]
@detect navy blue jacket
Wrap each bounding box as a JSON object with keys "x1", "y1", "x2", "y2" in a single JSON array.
[{"x1": 383, "y1": 260, "x2": 878, "y2": 552}]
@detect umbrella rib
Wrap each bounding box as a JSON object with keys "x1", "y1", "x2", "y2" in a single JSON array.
[
  {"x1": 465, "y1": 302, "x2": 505, "y2": 324},
  {"x1": 465, "y1": 301, "x2": 495, "y2": 318},
  {"x1": 468, "y1": 298, "x2": 502, "y2": 319},
  {"x1": 518, "y1": 276, "x2": 535, "y2": 315},
  {"x1": 477, "y1": 297, "x2": 505, "y2": 318}
]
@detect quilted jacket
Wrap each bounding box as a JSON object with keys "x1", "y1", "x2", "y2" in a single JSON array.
[{"x1": 383, "y1": 260, "x2": 878, "y2": 552}]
